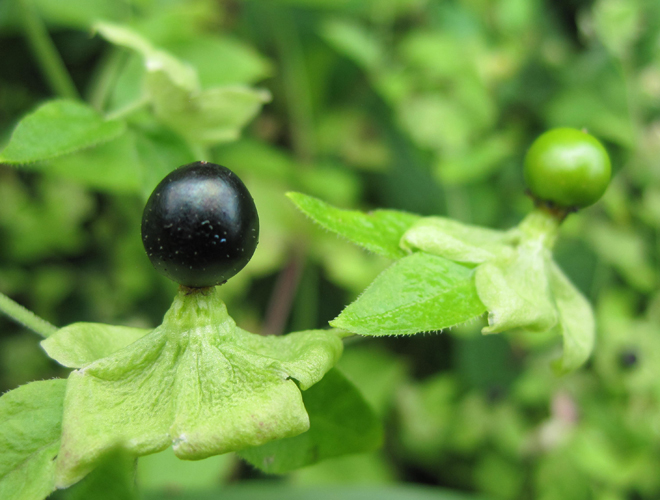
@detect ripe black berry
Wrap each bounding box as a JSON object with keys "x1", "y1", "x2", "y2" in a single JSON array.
[{"x1": 141, "y1": 162, "x2": 259, "y2": 288}]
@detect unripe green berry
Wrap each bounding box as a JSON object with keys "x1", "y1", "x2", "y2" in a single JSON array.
[{"x1": 524, "y1": 128, "x2": 611, "y2": 209}]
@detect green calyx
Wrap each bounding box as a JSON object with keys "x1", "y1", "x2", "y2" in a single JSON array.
[
  {"x1": 46, "y1": 287, "x2": 343, "y2": 488},
  {"x1": 402, "y1": 208, "x2": 593, "y2": 371},
  {"x1": 516, "y1": 209, "x2": 561, "y2": 250},
  {"x1": 288, "y1": 192, "x2": 596, "y2": 373}
]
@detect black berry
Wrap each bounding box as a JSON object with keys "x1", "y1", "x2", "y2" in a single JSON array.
[{"x1": 141, "y1": 162, "x2": 259, "y2": 288}]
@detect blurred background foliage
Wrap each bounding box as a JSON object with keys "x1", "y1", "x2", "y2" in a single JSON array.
[{"x1": 0, "y1": 0, "x2": 659, "y2": 499}]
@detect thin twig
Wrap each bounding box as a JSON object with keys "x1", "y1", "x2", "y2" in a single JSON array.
[
  {"x1": 19, "y1": 0, "x2": 79, "y2": 100},
  {"x1": 262, "y1": 248, "x2": 305, "y2": 336},
  {"x1": 0, "y1": 292, "x2": 58, "y2": 338}
]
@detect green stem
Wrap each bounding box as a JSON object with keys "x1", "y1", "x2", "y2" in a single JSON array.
[
  {"x1": 444, "y1": 184, "x2": 471, "y2": 223},
  {"x1": 0, "y1": 292, "x2": 58, "y2": 338},
  {"x1": 188, "y1": 142, "x2": 210, "y2": 162},
  {"x1": 88, "y1": 48, "x2": 128, "y2": 112},
  {"x1": 291, "y1": 262, "x2": 319, "y2": 332},
  {"x1": 18, "y1": 0, "x2": 79, "y2": 100},
  {"x1": 518, "y1": 208, "x2": 561, "y2": 249},
  {"x1": 271, "y1": 7, "x2": 316, "y2": 163},
  {"x1": 104, "y1": 96, "x2": 150, "y2": 121}
]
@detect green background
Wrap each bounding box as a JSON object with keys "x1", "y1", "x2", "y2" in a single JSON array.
[{"x1": 1, "y1": 0, "x2": 659, "y2": 499}]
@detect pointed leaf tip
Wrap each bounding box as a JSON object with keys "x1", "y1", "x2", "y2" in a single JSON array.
[{"x1": 287, "y1": 192, "x2": 419, "y2": 259}]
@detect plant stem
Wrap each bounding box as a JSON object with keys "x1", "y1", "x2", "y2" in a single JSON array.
[
  {"x1": 271, "y1": 7, "x2": 316, "y2": 163},
  {"x1": 18, "y1": 0, "x2": 79, "y2": 100},
  {"x1": 518, "y1": 208, "x2": 561, "y2": 249},
  {"x1": 262, "y1": 249, "x2": 305, "y2": 335},
  {"x1": 88, "y1": 47, "x2": 128, "y2": 112},
  {"x1": 291, "y1": 263, "x2": 319, "y2": 332},
  {"x1": 188, "y1": 142, "x2": 211, "y2": 162},
  {"x1": 104, "y1": 96, "x2": 150, "y2": 121},
  {"x1": 444, "y1": 185, "x2": 471, "y2": 223},
  {"x1": 0, "y1": 292, "x2": 58, "y2": 338}
]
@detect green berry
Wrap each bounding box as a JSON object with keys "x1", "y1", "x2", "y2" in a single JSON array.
[{"x1": 524, "y1": 128, "x2": 612, "y2": 209}]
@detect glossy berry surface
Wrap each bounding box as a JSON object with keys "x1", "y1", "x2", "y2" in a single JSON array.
[
  {"x1": 524, "y1": 128, "x2": 611, "y2": 209},
  {"x1": 141, "y1": 162, "x2": 259, "y2": 288}
]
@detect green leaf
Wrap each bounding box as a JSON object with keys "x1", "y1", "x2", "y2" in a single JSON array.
[
  {"x1": 587, "y1": 221, "x2": 656, "y2": 293},
  {"x1": 336, "y1": 346, "x2": 406, "y2": 417},
  {"x1": 320, "y1": 19, "x2": 384, "y2": 71},
  {"x1": 133, "y1": 127, "x2": 196, "y2": 197},
  {"x1": 290, "y1": 452, "x2": 395, "y2": 485},
  {"x1": 32, "y1": 0, "x2": 126, "y2": 30},
  {"x1": 401, "y1": 217, "x2": 510, "y2": 265},
  {"x1": 549, "y1": 262, "x2": 595, "y2": 373},
  {"x1": 238, "y1": 368, "x2": 383, "y2": 474},
  {"x1": 167, "y1": 35, "x2": 272, "y2": 87},
  {"x1": 41, "y1": 323, "x2": 151, "y2": 368},
  {"x1": 592, "y1": 0, "x2": 642, "y2": 57},
  {"x1": 142, "y1": 484, "x2": 487, "y2": 500},
  {"x1": 0, "y1": 100, "x2": 125, "y2": 164},
  {"x1": 475, "y1": 241, "x2": 558, "y2": 334},
  {"x1": 146, "y1": 71, "x2": 271, "y2": 145},
  {"x1": 55, "y1": 288, "x2": 342, "y2": 488},
  {"x1": 287, "y1": 192, "x2": 419, "y2": 259},
  {"x1": 331, "y1": 252, "x2": 486, "y2": 336},
  {"x1": 35, "y1": 132, "x2": 143, "y2": 194},
  {"x1": 0, "y1": 379, "x2": 66, "y2": 500},
  {"x1": 94, "y1": 21, "x2": 199, "y2": 91},
  {"x1": 95, "y1": 21, "x2": 270, "y2": 146},
  {"x1": 64, "y1": 449, "x2": 138, "y2": 500},
  {"x1": 397, "y1": 374, "x2": 458, "y2": 460},
  {"x1": 138, "y1": 448, "x2": 234, "y2": 492},
  {"x1": 438, "y1": 132, "x2": 515, "y2": 184}
]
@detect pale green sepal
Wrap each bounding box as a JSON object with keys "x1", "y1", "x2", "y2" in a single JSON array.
[
  {"x1": 401, "y1": 217, "x2": 511, "y2": 265},
  {"x1": 0, "y1": 100, "x2": 125, "y2": 164},
  {"x1": 548, "y1": 262, "x2": 596, "y2": 374},
  {"x1": 41, "y1": 323, "x2": 151, "y2": 368},
  {"x1": 475, "y1": 240, "x2": 558, "y2": 334},
  {"x1": 94, "y1": 21, "x2": 269, "y2": 146},
  {"x1": 331, "y1": 252, "x2": 486, "y2": 336},
  {"x1": 287, "y1": 192, "x2": 419, "y2": 259},
  {"x1": 55, "y1": 288, "x2": 342, "y2": 488},
  {"x1": 238, "y1": 368, "x2": 383, "y2": 474},
  {"x1": 145, "y1": 71, "x2": 271, "y2": 146},
  {"x1": 94, "y1": 21, "x2": 198, "y2": 91},
  {"x1": 0, "y1": 379, "x2": 67, "y2": 500},
  {"x1": 231, "y1": 327, "x2": 344, "y2": 391}
]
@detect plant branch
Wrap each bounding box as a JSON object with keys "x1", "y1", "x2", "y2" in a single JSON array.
[
  {"x1": 104, "y1": 96, "x2": 150, "y2": 121},
  {"x1": 0, "y1": 292, "x2": 58, "y2": 338},
  {"x1": 271, "y1": 7, "x2": 316, "y2": 163},
  {"x1": 262, "y1": 248, "x2": 305, "y2": 335},
  {"x1": 19, "y1": 0, "x2": 79, "y2": 100},
  {"x1": 88, "y1": 47, "x2": 128, "y2": 112}
]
